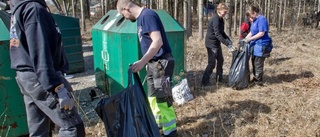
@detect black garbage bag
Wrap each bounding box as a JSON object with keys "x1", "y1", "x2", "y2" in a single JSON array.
[
  {"x1": 228, "y1": 41, "x2": 250, "y2": 90},
  {"x1": 95, "y1": 70, "x2": 161, "y2": 137}
]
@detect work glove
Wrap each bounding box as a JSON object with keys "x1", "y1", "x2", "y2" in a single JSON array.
[
  {"x1": 227, "y1": 38, "x2": 233, "y2": 46},
  {"x1": 227, "y1": 45, "x2": 237, "y2": 52},
  {"x1": 242, "y1": 38, "x2": 251, "y2": 43},
  {"x1": 55, "y1": 84, "x2": 75, "y2": 110}
]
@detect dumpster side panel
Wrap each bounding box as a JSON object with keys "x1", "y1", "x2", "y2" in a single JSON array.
[
  {"x1": 51, "y1": 14, "x2": 84, "y2": 74},
  {"x1": 0, "y1": 40, "x2": 29, "y2": 137}
]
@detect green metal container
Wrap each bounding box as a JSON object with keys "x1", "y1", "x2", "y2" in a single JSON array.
[
  {"x1": 52, "y1": 14, "x2": 84, "y2": 74},
  {"x1": 0, "y1": 11, "x2": 29, "y2": 137},
  {"x1": 92, "y1": 10, "x2": 186, "y2": 95}
]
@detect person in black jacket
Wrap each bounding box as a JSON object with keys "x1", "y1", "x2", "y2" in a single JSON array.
[
  {"x1": 202, "y1": 2, "x2": 235, "y2": 86},
  {"x1": 9, "y1": 0, "x2": 85, "y2": 136}
]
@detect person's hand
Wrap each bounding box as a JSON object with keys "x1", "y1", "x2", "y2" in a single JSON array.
[
  {"x1": 242, "y1": 38, "x2": 251, "y2": 43},
  {"x1": 130, "y1": 60, "x2": 145, "y2": 72},
  {"x1": 55, "y1": 84, "x2": 75, "y2": 110},
  {"x1": 227, "y1": 38, "x2": 233, "y2": 46},
  {"x1": 227, "y1": 45, "x2": 237, "y2": 52}
]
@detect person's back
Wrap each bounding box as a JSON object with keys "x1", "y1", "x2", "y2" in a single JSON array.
[{"x1": 10, "y1": 0, "x2": 85, "y2": 136}]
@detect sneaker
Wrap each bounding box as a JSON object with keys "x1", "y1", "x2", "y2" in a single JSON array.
[{"x1": 201, "y1": 81, "x2": 209, "y2": 86}]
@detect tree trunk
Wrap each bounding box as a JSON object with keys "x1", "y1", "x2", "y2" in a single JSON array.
[
  {"x1": 198, "y1": 0, "x2": 204, "y2": 40},
  {"x1": 314, "y1": 0, "x2": 317, "y2": 12},
  {"x1": 225, "y1": 0, "x2": 231, "y2": 37},
  {"x1": 174, "y1": 0, "x2": 178, "y2": 19},
  {"x1": 105, "y1": 0, "x2": 108, "y2": 13},
  {"x1": 101, "y1": 0, "x2": 105, "y2": 16},
  {"x1": 267, "y1": 0, "x2": 270, "y2": 21},
  {"x1": 277, "y1": 0, "x2": 282, "y2": 31},
  {"x1": 258, "y1": 0, "x2": 261, "y2": 7},
  {"x1": 264, "y1": 0, "x2": 267, "y2": 15},
  {"x1": 183, "y1": 0, "x2": 187, "y2": 29},
  {"x1": 80, "y1": 0, "x2": 85, "y2": 32},
  {"x1": 239, "y1": 0, "x2": 243, "y2": 36},
  {"x1": 282, "y1": 0, "x2": 286, "y2": 27},
  {"x1": 273, "y1": 1, "x2": 277, "y2": 25},
  {"x1": 62, "y1": 0, "x2": 68, "y2": 16},
  {"x1": 292, "y1": 0, "x2": 296, "y2": 29},
  {"x1": 318, "y1": 0, "x2": 320, "y2": 12},
  {"x1": 234, "y1": 0, "x2": 238, "y2": 36},
  {"x1": 72, "y1": 0, "x2": 75, "y2": 17},
  {"x1": 193, "y1": 0, "x2": 197, "y2": 13},
  {"x1": 160, "y1": 0, "x2": 164, "y2": 9},
  {"x1": 187, "y1": 0, "x2": 192, "y2": 37},
  {"x1": 298, "y1": 0, "x2": 301, "y2": 18},
  {"x1": 149, "y1": 0, "x2": 153, "y2": 9}
]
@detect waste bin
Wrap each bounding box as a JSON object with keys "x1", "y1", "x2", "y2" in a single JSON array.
[
  {"x1": 52, "y1": 14, "x2": 85, "y2": 74},
  {"x1": 92, "y1": 10, "x2": 186, "y2": 95},
  {"x1": 0, "y1": 10, "x2": 29, "y2": 137}
]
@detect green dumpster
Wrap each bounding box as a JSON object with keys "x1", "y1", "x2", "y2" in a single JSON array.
[
  {"x1": 92, "y1": 10, "x2": 186, "y2": 95},
  {"x1": 52, "y1": 14, "x2": 85, "y2": 74},
  {"x1": 0, "y1": 11, "x2": 29, "y2": 137}
]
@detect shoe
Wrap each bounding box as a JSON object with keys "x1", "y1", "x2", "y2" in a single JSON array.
[
  {"x1": 216, "y1": 75, "x2": 223, "y2": 83},
  {"x1": 201, "y1": 81, "x2": 209, "y2": 86},
  {"x1": 254, "y1": 81, "x2": 264, "y2": 86},
  {"x1": 217, "y1": 77, "x2": 223, "y2": 83},
  {"x1": 164, "y1": 130, "x2": 177, "y2": 137}
]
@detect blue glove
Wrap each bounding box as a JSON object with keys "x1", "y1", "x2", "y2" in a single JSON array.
[{"x1": 55, "y1": 84, "x2": 75, "y2": 110}]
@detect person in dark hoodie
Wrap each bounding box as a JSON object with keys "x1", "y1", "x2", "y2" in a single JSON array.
[
  {"x1": 202, "y1": 2, "x2": 236, "y2": 86},
  {"x1": 9, "y1": 0, "x2": 85, "y2": 136}
]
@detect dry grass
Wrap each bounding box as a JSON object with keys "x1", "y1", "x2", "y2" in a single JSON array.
[
  {"x1": 80, "y1": 16, "x2": 320, "y2": 136},
  {"x1": 175, "y1": 27, "x2": 320, "y2": 137}
]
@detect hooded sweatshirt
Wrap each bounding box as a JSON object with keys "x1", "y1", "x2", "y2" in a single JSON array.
[{"x1": 9, "y1": 0, "x2": 68, "y2": 91}]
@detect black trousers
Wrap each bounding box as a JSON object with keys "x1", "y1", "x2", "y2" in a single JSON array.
[
  {"x1": 202, "y1": 46, "x2": 224, "y2": 84},
  {"x1": 251, "y1": 56, "x2": 265, "y2": 83}
]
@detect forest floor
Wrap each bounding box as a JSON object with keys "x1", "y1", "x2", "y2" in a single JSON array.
[{"x1": 64, "y1": 17, "x2": 320, "y2": 136}]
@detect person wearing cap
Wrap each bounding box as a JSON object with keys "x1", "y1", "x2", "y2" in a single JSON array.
[
  {"x1": 117, "y1": 0, "x2": 177, "y2": 136},
  {"x1": 243, "y1": 5, "x2": 273, "y2": 86},
  {"x1": 9, "y1": 0, "x2": 85, "y2": 136},
  {"x1": 202, "y1": 2, "x2": 236, "y2": 86}
]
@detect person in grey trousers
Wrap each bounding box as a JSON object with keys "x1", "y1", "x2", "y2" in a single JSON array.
[{"x1": 9, "y1": 0, "x2": 85, "y2": 136}]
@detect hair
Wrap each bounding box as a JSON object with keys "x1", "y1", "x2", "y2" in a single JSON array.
[
  {"x1": 245, "y1": 11, "x2": 251, "y2": 18},
  {"x1": 216, "y1": 3, "x2": 228, "y2": 11},
  {"x1": 248, "y1": 5, "x2": 260, "y2": 13}
]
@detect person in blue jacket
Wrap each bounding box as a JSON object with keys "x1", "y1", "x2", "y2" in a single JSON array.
[{"x1": 243, "y1": 5, "x2": 273, "y2": 86}]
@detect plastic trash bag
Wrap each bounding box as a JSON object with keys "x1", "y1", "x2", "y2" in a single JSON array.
[
  {"x1": 172, "y1": 78, "x2": 193, "y2": 105},
  {"x1": 228, "y1": 41, "x2": 250, "y2": 90},
  {"x1": 95, "y1": 70, "x2": 160, "y2": 137}
]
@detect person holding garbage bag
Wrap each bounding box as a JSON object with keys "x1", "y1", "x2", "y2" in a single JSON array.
[
  {"x1": 243, "y1": 5, "x2": 273, "y2": 86},
  {"x1": 202, "y1": 3, "x2": 236, "y2": 86},
  {"x1": 9, "y1": 0, "x2": 85, "y2": 136},
  {"x1": 117, "y1": 0, "x2": 177, "y2": 136}
]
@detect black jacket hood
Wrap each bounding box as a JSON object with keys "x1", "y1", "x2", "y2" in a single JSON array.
[{"x1": 10, "y1": 0, "x2": 46, "y2": 14}]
